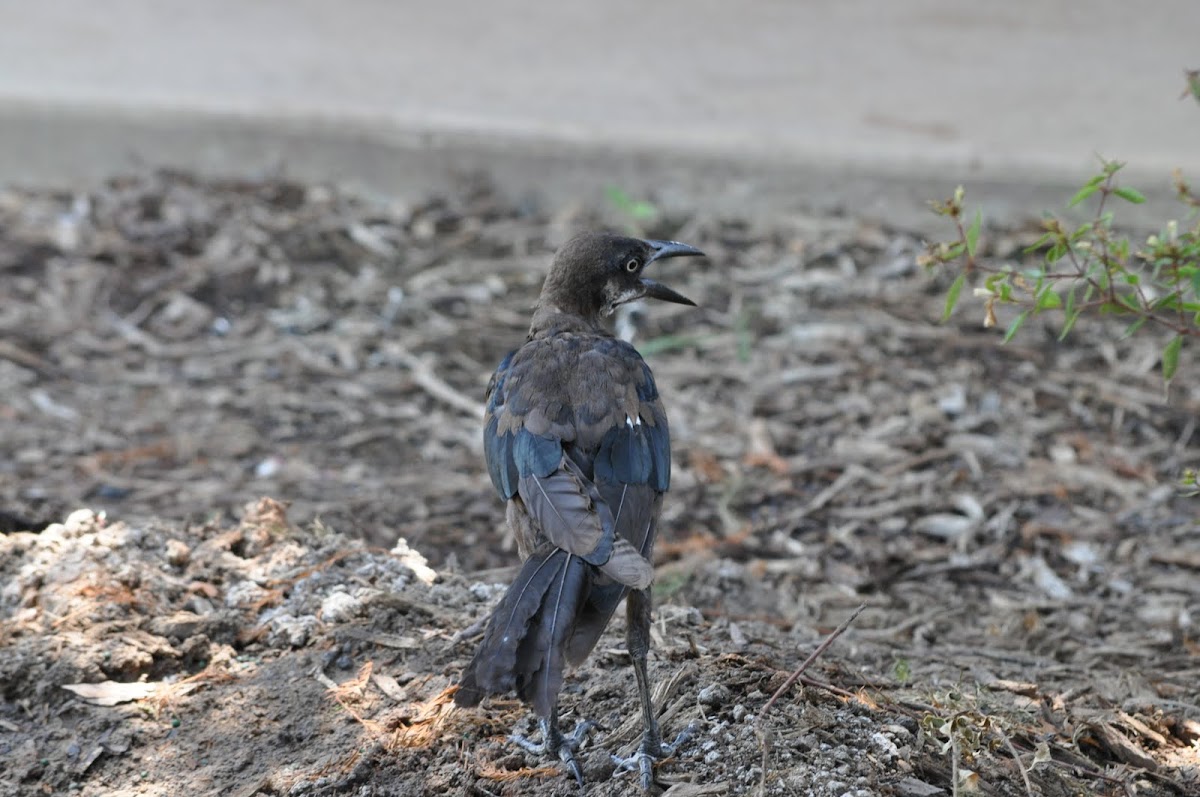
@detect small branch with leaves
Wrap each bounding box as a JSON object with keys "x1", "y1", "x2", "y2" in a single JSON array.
[{"x1": 922, "y1": 160, "x2": 1200, "y2": 385}]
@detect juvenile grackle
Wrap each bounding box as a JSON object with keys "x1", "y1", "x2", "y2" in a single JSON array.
[{"x1": 454, "y1": 231, "x2": 704, "y2": 789}]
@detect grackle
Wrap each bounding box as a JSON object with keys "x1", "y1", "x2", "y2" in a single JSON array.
[{"x1": 454, "y1": 231, "x2": 704, "y2": 789}]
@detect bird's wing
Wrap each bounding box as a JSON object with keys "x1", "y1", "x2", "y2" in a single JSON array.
[{"x1": 482, "y1": 337, "x2": 669, "y2": 589}]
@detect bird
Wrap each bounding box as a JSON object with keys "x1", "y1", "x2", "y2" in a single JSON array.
[{"x1": 454, "y1": 231, "x2": 704, "y2": 789}]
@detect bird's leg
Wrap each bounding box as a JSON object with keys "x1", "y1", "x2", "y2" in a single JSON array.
[
  {"x1": 509, "y1": 706, "x2": 596, "y2": 786},
  {"x1": 611, "y1": 587, "x2": 697, "y2": 790}
]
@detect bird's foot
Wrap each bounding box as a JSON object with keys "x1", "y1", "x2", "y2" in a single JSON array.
[
  {"x1": 510, "y1": 718, "x2": 597, "y2": 786},
  {"x1": 612, "y1": 723, "x2": 699, "y2": 791}
]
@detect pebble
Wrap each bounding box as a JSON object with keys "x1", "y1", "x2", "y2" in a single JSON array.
[
  {"x1": 320, "y1": 591, "x2": 362, "y2": 623},
  {"x1": 697, "y1": 683, "x2": 732, "y2": 708},
  {"x1": 469, "y1": 582, "x2": 505, "y2": 602},
  {"x1": 225, "y1": 580, "x2": 269, "y2": 608},
  {"x1": 165, "y1": 539, "x2": 191, "y2": 567},
  {"x1": 267, "y1": 614, "x2": 318, "y2": 648},
  {"x1": 870, "y1": 731, "x2": 900, "y2": 759}
]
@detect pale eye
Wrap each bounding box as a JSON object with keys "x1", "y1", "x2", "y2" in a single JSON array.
[{"x1": 625, "y1": 258, "x2": 640, "y2": 272}]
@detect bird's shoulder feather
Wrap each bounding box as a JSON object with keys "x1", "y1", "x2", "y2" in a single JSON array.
[{"x1": 483, "y1": 332, "x2": 670, "y2": 501}]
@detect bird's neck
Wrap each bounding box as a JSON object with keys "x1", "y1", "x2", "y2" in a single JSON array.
[{"x1": 528, "y1": 304, "x2": 610, "y2": 339}]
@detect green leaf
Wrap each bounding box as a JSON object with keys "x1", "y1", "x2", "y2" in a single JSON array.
[
  {"x1": 943, "y1": 273, "x2": 967, "y2": 322},
  {"x1": 1186, "y1": 70, "x2": 1200, "y2": 105},
  {"x1": 1152, "y1": 294, "x2": 1182, "y2": 311},
  {"x1": 1003, "y1": 310, "x2": 1030, "y2": 343},
  {"x1": 1123, "y1": 316, "x2": 1148, "y2": 337},
  {"x1": 1192, "y1": 268, "x2": 1200, "y2": 299},
  {"x1": 1059, "y1": 308, "x2": 1081, "y2": 341},
  {"x1": 1113, "y1": 238, "x2": 1130, "y2": 261},
  {"x1": 1037, "y1": 287, "x2": 1062, "y2": 310},
  {"x1": 604, "y1": 186, "x2": 658, "y2": 221},
  {"x1": 1023, "y1": 232, "x2": 1054, "y2": 254},
  {"x1": 1069, "y1": 222, "x2": 1094, "y2": 242},
  {"x1": 1113, "y1": 186, "x2": 1146, "y2": 204},
  {"x1": 966, "y1": 210, "x2": 982, "y2": 257},
  {"x1": 604, "y1": 186, "x2": 633, "y2": 211},
  {"x1": 1068, "y1": 183, "x2": 1102, "y2": 208},
  {"x1": 1163, "y1": 334, "x2": 1183, "y2": 382}
]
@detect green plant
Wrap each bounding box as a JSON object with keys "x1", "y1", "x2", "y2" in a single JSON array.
[
  {"x1": 1183, "y1": 69, "x2": 1200, "y2": 105},
  {"x1": 923, "y1": 161, "x2": 1200, "y2": 385},
  {"x1": 604, "y1": 186, "x2": 659, "y2": 234},
  {"x1": 1182, "y1": 469, "x2": 1199, "y2": 497}
]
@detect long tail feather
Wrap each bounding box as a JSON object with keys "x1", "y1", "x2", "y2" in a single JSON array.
[
  {"x1": 454, "y1": 547, "x2": 564, "y2": 707},
  {"x1": 515, "y1": 552, "x2": 588, "y2": 718}
]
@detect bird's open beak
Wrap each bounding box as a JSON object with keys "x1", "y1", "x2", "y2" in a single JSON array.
[
  {"x1": 641, "y1": 240, "x2": 704, "y2": 306},
  {"x1": 641, "y1": 279, "x2": 697, "y2": 306}
]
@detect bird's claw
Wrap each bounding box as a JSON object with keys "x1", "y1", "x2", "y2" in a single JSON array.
[
  {"x1": 509, "y1": 718, "x2": 597, "y2": 786},
  {"x1": 611, "y1": 723, "x2": 699, "y2": 791}
]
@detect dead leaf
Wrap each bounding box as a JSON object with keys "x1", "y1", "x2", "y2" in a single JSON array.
[
  {"x1": 371, "y1": 672, "x2": 409, "y2": 702},
  {"x1": 1032, "y1": 741, "x2": 1052, "y2": 767},
  {"x1": 62, "y1": 681, "x2": 158, "y2": 706}
]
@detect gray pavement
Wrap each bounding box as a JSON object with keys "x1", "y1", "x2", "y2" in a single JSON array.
[{"x1": 1, "y1": 0, "x2": 1198, "y2": 227}]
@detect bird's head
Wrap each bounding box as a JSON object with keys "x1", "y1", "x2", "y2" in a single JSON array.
[{"x1": 537, "y1": 231, "x2": 704, "y2": 322}]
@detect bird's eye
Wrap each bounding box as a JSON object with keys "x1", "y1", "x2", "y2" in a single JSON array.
[{"x1": 625, "y1": 258, "x2": 640, "y2": 272}]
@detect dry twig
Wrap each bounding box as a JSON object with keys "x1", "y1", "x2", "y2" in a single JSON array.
[{"x1": 755, "y1": 605, "x2": 865, "y2": 795}]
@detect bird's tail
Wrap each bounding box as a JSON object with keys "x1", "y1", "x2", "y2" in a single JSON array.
[{"x1": 454, "y1": 547, "x2": 589, "y2": 718}]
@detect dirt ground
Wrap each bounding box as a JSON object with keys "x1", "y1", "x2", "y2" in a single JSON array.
[{"x1": 1, "y1": 171, "x2": 1198, "y2": 797}]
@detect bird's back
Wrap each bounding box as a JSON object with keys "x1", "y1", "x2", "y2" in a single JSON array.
[{"x1": 480, "y1": 327, "x2": 670, "y2": 667}]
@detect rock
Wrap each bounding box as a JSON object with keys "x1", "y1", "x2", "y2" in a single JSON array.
[
  {"x1": 267, "y1": 614, "x2": 318, "y2": 648},
  {"x1": 936, "y1": 383, "x2": 967, "y2": 416},
  {"x1": 320, "y1": 591, "x2": 362, "y2": 623},
  {"x1": 64, "y1": 509, "x2": 103, "y2": 536},
  {"x1": 468, "y1": 582, "x2": 505, "y2": 602},
  {"x1": 165, "y1": 539, "x2": 191, "y2": 567},
  {"x1": 582, "y1": 749, "x2": 617, "y2": 782},
  {"x1": 870, "y1": 731, "x2": 900, "y2": 760},
  {"x1": 225, "y1": 580, "x2": 269, "y2": 608},
  {"x1": 390, "y1": 538, "x2": 438, "y2": 585},
  {"x1": 697, "y1": 683, "x2": 732, "y2": 708}
]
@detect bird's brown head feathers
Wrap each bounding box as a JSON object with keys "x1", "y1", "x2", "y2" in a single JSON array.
[{"x1": 536, "y1": 232, "x2": 704, "y2": 322}]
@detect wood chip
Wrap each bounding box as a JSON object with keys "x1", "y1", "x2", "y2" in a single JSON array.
[{"x1": 62, "y1": 681, "x2": 159, "y2": 706}]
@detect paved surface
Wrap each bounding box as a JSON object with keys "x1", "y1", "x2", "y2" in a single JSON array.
[{"x1": 1, "y1": 0, "x2": 1197, "y2": 226}]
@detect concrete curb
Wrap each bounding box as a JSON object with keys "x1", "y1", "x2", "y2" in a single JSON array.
[{"x1": 2, "y1": 101, "x2": 1192, "y2": 234}]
